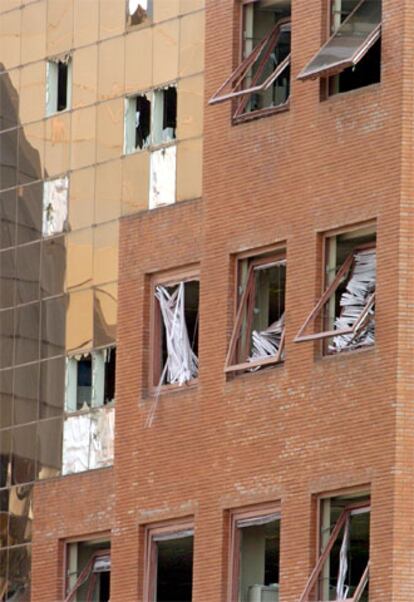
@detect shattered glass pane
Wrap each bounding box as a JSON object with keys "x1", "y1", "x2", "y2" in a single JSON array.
[{"x1": 42, "y1": 177, "x2": 69, "y2": 237}]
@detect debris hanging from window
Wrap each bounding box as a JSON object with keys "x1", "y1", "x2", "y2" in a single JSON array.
[
  {"x1": 149, "y1": 146, "x2": 176, "y2": 209},
  {"x1": 329, "y1": 249, "x2": 376, "y2": 353},
  {"x1": 249, "y1": 313, "x2": 285, "y2": 365}
]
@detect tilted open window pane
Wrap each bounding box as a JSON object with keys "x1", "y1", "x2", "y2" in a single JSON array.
[
  {"x1": 209, "y1": 1, "x2": 291, "y2": 118},
  {"x1": 226, "y1": 252, "x2": 286, "y2": 373},
  {"x1": 65, "y1": 540, "x2": 110, "y2": 602},
  {"x1": 295, "y1": 228, "x2": 376, "y2": 354},
  {"x1": 300, "y1": 494, "x2": 370, "y2": 602},
  {"x1": 298, "y1": 0, "x2": 381, "y2": 81}
]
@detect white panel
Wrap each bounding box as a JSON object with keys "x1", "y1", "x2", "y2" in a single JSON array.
[{"x1": 149, "y1": 145, "x2": 176, "y2": 209}]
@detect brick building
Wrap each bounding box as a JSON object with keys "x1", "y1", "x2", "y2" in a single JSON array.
[{"x1": 0, "y1": 0, "x2": 412, "y2": 601}]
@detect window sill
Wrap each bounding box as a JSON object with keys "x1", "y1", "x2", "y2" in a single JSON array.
[
  {"x1": 322, "y1": 81, "x2": 381, "y2": 104},
  {"x1": 147, "y1": 378, "x2": 198, "y2": 398},
  {"x1": 319, "y1": 344, "x2": 375, "y2": 362},
  {"x1": 226, "y1": 359, "x2": 284, "y2": 381},
  {"x1": 232, "y1": 100, "x2": 289, "y2": 126}
]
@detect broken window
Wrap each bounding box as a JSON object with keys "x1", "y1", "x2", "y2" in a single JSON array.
[
  {"x1": 46, "y1": 56, "x2": 72, "y2": 116},
  {"x1": 209, "y1": 0, "x2": 291, "y2": 120},
  {"x1": 152, "y1": 87, "x2": 177, "y2": 145},
  {"x1": 152, "y1": 278, "x2": 199, "y2": 388},
  {"x1": 295, "y1": 226, "x2": 376, "y2": 354},
  {"x1": 299, "y1": 493, "x2": 370, "y2": 602},
  {"x1": 42, "y1": 176, "x2": 69, "y2": 237},
  {"x1": 127, "y1": 0, "x2": 153, "y2": 27},
  {"x1": 124, "y1": 94, "x2": 151, "y2": 153},
  {"x1": 145, "y1": 525, "x2": 194, "y2": 602},
  {"x1": 65, "y1": 347, "x2": 116, "y2": 413},
  {"x1": 65, "y1": 539, "x2": 110, "y2": 602},
  {"x1": 298, "y1": 0, "x2": 381, "y2": 94},
  {"x1": 226, "y1": 250, "x2": 286, "y2": 373},
  {"x1": 230, "y1": 508, "x2": 280, "y2": 602},
  {"x1": 149, "y1": 145, "x2": 177, "y2": 209}
]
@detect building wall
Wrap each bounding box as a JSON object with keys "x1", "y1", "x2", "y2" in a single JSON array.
[
  {"x1": 29, "y1": 1, "x2": 414, "y2": 602},
  {"x1": 0, "y1": 0, "x2": 204, "y2": 598}
]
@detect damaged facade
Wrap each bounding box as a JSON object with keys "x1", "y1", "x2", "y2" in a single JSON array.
[{"x1": 0, "y1": 0, "x2": 413, "y2": 601}]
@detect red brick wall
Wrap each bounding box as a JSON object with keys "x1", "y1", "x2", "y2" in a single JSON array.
[{"x1": 31, "y1": 1, "x2": 414, "y2": 601}]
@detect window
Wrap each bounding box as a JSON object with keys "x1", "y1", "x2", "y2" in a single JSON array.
[
  {"x1": 124, "y1": 94, "x2": 151, "y2": 153},
  {"x1": 65, "y1": 538, "x2": 110, "y2": 602},
  {"x1": 65, "y1": 347, "x2": 116, "y2": 412},
  {"x1": 152, "y1": 87, "x2": 177, "y2": 145},
  {"x1": 298, "y1": 0, "x2": 381, "y2": 94},
  {"x1": 295, "y1": 226, "x2": 376, "y2": 354},
  {"x1": 144, "y1": 522, "x2": 194, "y2": 602},
  {"x1": 209, "y1": 0, "x2": 291, "y2": 121},
  {"x1": 42, "y1": 176, "x2": 69, "y2": 237},
  {"x1": 151, "y1": 274, "x2": 199, "y2": 389},
  {"x1": 46, "y1": 56, "x2": 72, "y2": 115},
  {"x1": 127, "y1": 0, "x2": 153, "y2": 27},
  {"x1": 299, "y1": 492, "x2": 370, "y2": 602},
  {"x1": 226, "y1": 248, "x2": 286, "y2": 373},
  {"x1": 229, "y1": 505, "x2": 281, "y2": 602},
  {"x1": 62, "y1": 347, "x2": 116, "y2": 475}
]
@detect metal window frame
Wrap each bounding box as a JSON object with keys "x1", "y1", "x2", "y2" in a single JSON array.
[
  {"x1": 298, "y1": 0, "x2": 381, "y2": 81},
  {"x1": 64, "y1": 548, "x2": 110, "y2": 602},
  {"x1": 143, "y1": 519, "x2": 194, "y2": 602},
  {"x1": 209, "y1": 15, "x2": 291, "y2": 117},
  {"x1": 225, "y1": 252, "x2": 286, "y2": 373},
  {"x1": 294, "y1": 243, "x2": 376, "y2": 344},
  {"x1": 299, "y1": 502, "x2": 370, "y2": 602},
  {"x1": 228, "y1": 503, "x2": 281, "y2": 602}
]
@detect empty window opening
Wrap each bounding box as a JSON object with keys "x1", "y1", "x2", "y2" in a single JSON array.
[
  {"x1": 209, "y1": 0, "x2": 291, "y2": 120},
  {"x1": 65, "y1": 539, "x2": 110, "y2": 602},
  {"x1": 46, "y1": 57, "x2": 72, "y2": 116},
  {"x1": 42, "y1": 176, "x2": 69, "y2": 237},
  {"x1": 65, "y1": 347, "x2": 116, "y2": 413},
  {"x1": 127, "y1": 0, "x2": 153, "y2": 26},
  {"x1": 235, "y1": 513, "x2": 280, "y2": 602},
  {"x1": 153, "y1": 279, "x2": 199, "y2": 388},
  {"x1": 298, "y1": 0, "x2": 381, "y2": 95},
  {"x1": 226, "y1": 250, "x2": 286, "y2": 373},
  {"x1": 299, "y1": 493, "x2": 370, "y2": 602},
  {"x1": 152, "y1": 87, "x2": 177, "y2": 145},
  {"x1": 295, "y1": 226, "x2": 376, "y2": 354},
  {"x1": 146, "y1": 528, "x2": 194, "y2": 602},
  {"x1": 125, "y1": 94, "x2": 151, "y2": 153}
]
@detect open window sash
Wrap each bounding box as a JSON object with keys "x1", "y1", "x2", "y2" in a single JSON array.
[
  {"x1": 294, "y1": 246, "x2": 376, "y2": 344},
  {"x1": 225, "y1": 257, "x2": 286, "y2": 373},
  {"x1": 299, "y1": 503, "x2": 370, "y2": 602},
  {"x1": 298, "y1": 0, "x2": 381, "y2": 81},
  {"x1": 209, "y1": 18, "x2": 291, "y2": 109},
  {"x1": 65, "y1": 550, "x2": 110, "y2": 602}
]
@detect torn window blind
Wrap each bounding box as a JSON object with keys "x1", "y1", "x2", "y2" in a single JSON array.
[
  {"x1": 153, "y1": 529, "x2": 194, "y2": 543},
  {"x1": 146, "y1": 281, "x2": 199, "y2": 427},
  {"x1": 149, "y1": 145, "x2": 176, "y2": 209},
  {"x1": 42, "y1": 176, "x2": 68, "y2": 237},
  {"x1": 209, "y1": 19, "x2": 291, "y2": 117},
  {"x1": 298, "y1": 0, "x2": 381, "y2": 81},
  {"x1": 294, "y1": 248, "x2": 376, "y2": 350},
  {"x1": 299, "y1": 503, "x2": 370, "y2": 602},
  {"x1": 226, "y1": 258, "x2": 286, "y2": 373},
  {"x1": 236, "y1": 513, "x2": 280, "y2": 529},
  {"x1": 62, "y1": 407, "x2": 115, "y2": 475},
  {"x1": 329, "y1": 249, "x2": 376, "y2": 352},
  {"x1": 65, "y1": 551, "x2": 110, "y2": 602}
]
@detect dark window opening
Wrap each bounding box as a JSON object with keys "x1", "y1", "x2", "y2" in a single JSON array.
[
  {"x1": 155, "y1": 534, "x2": 193, "y2": 602},
  {"x1": 135, "y1": 95, "x2": 151, "y2": 150},
  {"x1": 209, "y1": 0, "x2": 291, "y2": 119},
  {"x1": 128, "y1": 0, "x2": 153, "y2": 26},
  {"x1": 155, "y1": 279, "x2": 199, "y2": 387},
  {"x1": 57, "y1": 61, "x2": 68, "y2": 112},
  {"x1": 329, "y1": 38, "x2": 381, "y2": 94},
  {"x1": 163, "y1": 87, "x2": 177, "y2": 137},
  {"x1": 103, "y1": 347, "x2": 116, "y2": 404},
  {"x1": 226, "y1": 251, "x2": 286, "y2": 373},
  {"x1": 77, "y1": 355, "x2": 92, "y2": 410}
]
